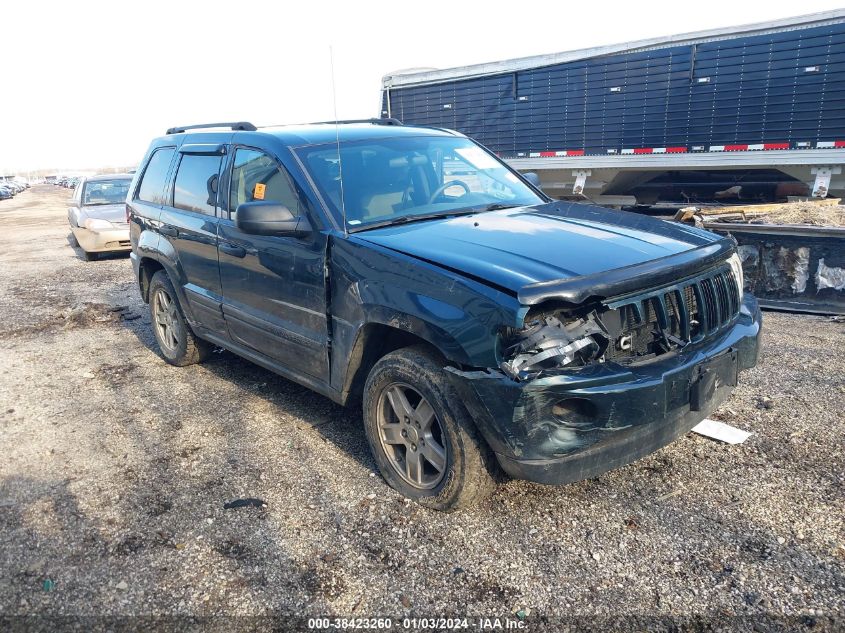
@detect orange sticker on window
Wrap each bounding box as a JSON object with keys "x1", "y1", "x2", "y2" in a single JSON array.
[{"x1": 253, "y1": 183, "x2": 266, "y2": 200}]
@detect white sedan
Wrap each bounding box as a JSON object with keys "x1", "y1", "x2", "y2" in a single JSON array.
[{"x1": 67, "y1": 174, "x2": 133, "y2": 261}]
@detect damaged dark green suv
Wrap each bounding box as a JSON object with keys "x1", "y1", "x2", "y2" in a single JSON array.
[{"x1": 128, "y1": 120, "x2": 761, "y2": 510}]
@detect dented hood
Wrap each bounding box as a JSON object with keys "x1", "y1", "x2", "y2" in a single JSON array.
[{"x1": 357, "y1": 201, "x2": 726, "y2": 297}]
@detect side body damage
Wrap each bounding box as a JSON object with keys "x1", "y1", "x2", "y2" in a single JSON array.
[{"x1": 328, "y1": 235, "x2": 524, "y2": 402}]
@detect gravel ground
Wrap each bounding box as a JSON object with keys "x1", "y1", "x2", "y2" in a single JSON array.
[{"x1": 0, "y1": 186, "x2": 843, "y2": 631}]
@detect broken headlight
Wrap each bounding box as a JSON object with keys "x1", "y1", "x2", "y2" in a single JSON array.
[
  {"x1": 728, "y1": 253, "x2": 744, "y2": 301},
  {"x1": 500, "y1": 312, "x2": 606, "y2": 380}
]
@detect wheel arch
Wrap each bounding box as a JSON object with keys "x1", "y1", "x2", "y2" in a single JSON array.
[
  {"x1": 339, "y1": 319, "x2": 457, "y2": 406},
  {"x1": 135, "y1": 235, "x2": 183, "y2": 305},
  {"x1": 137, "y1": 256, "x2": 166, "y2": 303}
]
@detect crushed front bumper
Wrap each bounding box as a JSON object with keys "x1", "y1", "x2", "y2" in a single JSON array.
[{"x1": 447, "y1": 294, "x2": 762, "y2": 485}]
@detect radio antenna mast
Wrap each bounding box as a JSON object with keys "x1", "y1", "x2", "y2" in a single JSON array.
[{"x1": 329, "y1": 46, "x2": 348, "y2": 236}]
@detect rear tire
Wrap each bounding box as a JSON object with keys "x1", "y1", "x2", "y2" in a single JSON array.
[
  {"x1": 363, "y1": 345, "x2": 498, "y2": 511},
  {"x1": 148, "y1": 270, "x2": 212, "y2": 366}
]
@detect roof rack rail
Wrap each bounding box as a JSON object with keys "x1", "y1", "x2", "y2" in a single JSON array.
[
  {"x1": 309, "y1": 117, "x2": 403, "y2": 126},
  {"x1": 166, "y1": 121, "x2": 257, "y2": 135}
]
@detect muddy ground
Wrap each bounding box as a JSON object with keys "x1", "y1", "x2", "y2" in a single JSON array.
[{"x1": 0, "y1": 186, "x2": 843, "y2": 630}]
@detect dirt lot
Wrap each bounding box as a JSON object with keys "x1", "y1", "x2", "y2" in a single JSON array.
[{"x1": 1, "y1": 186, "x2": 843, "y2": 630}]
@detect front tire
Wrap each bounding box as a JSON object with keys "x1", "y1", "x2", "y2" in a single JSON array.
[
  {"x1": 148, "y1": 270, "x2": 212, "y2": 366},
  {"x1": 363, "y1": 345, "x2": 498, "y2": 511}
]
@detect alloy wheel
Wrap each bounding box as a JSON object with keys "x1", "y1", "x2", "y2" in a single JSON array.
[
  {"x1": 153, "y1": 287, "x2": 182, "y2": 353},
  {"x1": 376, "y1": 382, "x2": 448, "y2": 489}
]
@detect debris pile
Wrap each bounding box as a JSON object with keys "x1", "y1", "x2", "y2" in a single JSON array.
[
  {"x1": 750, "y1": 200, "x2": 845, "y2": 226},
  {"x1": 674, "y1": 198, "x2": 845, "y2": 227}
]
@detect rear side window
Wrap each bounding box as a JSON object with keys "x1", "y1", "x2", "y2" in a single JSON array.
[
  {"x1": 137, "y1": 148, "x2": 175, "y2": 204},
  {"x1": 173, "y1": 154, "x2": 222, "y2": 216},
  {"x1": 229, "y1": 148, "x2": 303, "y2": 220}
]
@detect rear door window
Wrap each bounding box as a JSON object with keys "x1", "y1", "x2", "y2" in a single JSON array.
[
  {"x1": 173, "y1": 154, "x2": 222, "y2": 216},
  {"x1": 229, "y1": 148, "x2": 303, "y2": 220},
  {"x1": 137, "y1": 148, "x2": 176, "y2": 205}
]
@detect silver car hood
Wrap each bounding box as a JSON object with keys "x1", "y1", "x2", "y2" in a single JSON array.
[{"x1": 81, "y1": 204, "x2": 126, "y2": 223}]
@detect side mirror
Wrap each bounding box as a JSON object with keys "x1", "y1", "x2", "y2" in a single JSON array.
[
  {"x1": 523, "y1": 172, "x2": 542, "y2": 189},
  {"x1": 235, "y1": 201, "x2": 312, "y2": 237}
]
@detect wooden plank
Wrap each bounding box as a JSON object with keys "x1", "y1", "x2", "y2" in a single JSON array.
[{"x1": 696, "y1": 199, "x2": 841, "y2": 216}]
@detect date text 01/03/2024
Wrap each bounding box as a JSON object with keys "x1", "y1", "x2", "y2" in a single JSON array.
[{"x1": 307, "y1": 617, "x2": 527, "y2": 629}]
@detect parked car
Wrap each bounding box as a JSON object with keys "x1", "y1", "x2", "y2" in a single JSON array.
[
  {"x1": 1, "y1": 180, "x2": 22, "y2": 195},
  {"x1": 6, "y1": 179, "x2": 22, "y2": 192},
  {"x1": 67, "y1": 174, "x2": 133, "y2": 260},
  {"x1": 0, "y1": 186, "x2": 12, "y2": 200},
  {"x1": 128, "y1": 120, "x2": 761, "y2": 510}
]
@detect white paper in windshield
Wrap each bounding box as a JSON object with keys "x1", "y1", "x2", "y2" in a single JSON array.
[{"x1": 455, "y1": 147, "x2": 500, "y2": 170}]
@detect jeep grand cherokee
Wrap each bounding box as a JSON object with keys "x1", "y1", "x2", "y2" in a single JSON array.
[{"x1": 127, "y1": 120, "x2": 761, "y2": 510}]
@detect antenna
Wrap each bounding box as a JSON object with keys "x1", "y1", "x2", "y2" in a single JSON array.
[{"x1": 329, "y1": 46, "x2": 348, "y2": 236}]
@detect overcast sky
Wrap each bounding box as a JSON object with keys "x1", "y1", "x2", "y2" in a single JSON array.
[{"x1": 1, "y1": 0, "x2": 843, "y2": 173}]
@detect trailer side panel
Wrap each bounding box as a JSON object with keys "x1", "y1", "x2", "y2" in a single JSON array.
[{"x1": 383, "y1": 21, "x2": 845, "y2": 157}]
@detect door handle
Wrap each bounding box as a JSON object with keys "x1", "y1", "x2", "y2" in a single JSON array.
[
  {"x1": 219, "y1": 242, "x2": 246, "y2": 258},
  {"x1": 159, "y1": 225, "x2": 178, "y2": 237}
]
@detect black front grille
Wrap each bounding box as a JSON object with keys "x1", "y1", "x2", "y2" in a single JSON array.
[
  {"x1": 689, "y1": 267, "x2": 741, "y2": 338},
  {"x1": 605, "y1": 265, "x2": 741, "y2": 362}
]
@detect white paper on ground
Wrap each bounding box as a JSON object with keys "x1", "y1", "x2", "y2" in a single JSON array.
[{"x1": 691, "y1": 418, "x2": 752, "y2": 444}]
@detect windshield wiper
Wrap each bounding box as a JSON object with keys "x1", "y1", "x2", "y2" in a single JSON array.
[
  {"x1": 349, "y1": 202, "x2": 527, "y2": 232},
  {"x1": 478, "y1": 202, "x2": 522, "y2": 211},
  {"x1": 350, "y1": 209, "x2": 480, "y2": 232}
]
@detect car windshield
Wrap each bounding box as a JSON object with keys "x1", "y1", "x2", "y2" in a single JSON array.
[
  {"x1": 296, "y1": 136, "x2": 544, "y2": 230},
  {"x1": 82, "y1": 179, "x2": 131, "y2": 205}
]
